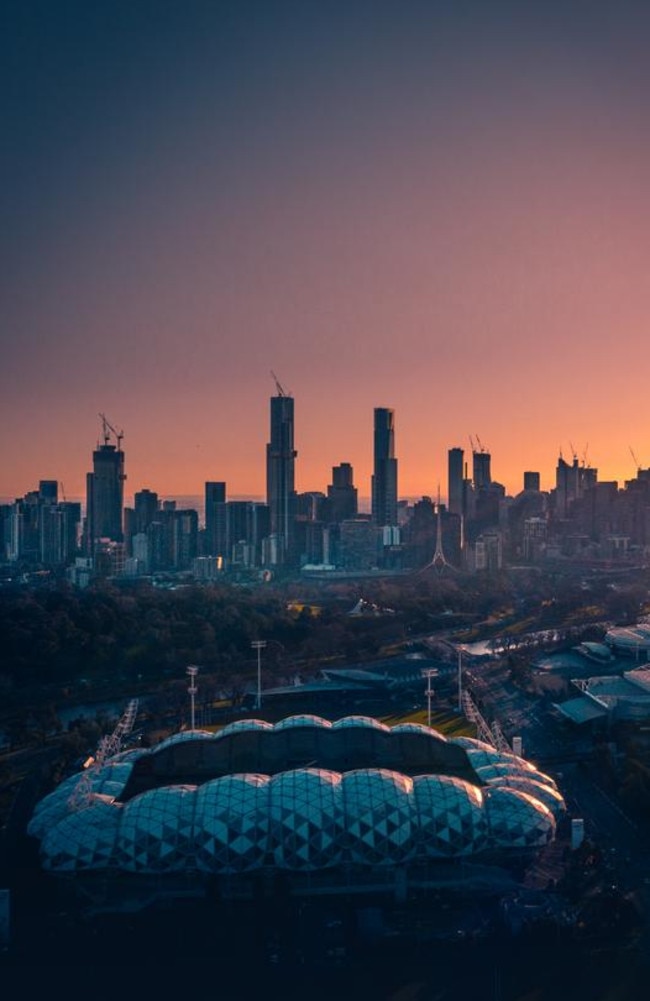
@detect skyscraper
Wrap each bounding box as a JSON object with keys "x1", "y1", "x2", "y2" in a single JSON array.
[
  {"x1": 371, "y1": 407, "x2": 398, "y2": 527},
  {"x1": 327, "y1": 462, "x2": 358, "y2": 522},
  {"x1": 472, "y1": 448, "x2": 492, "y2": 491},
  {"x1": 134, "y1": 489, "x2": 159, "y2": 534},
  {"x1": 205, "y1": 481, "x2": 227, "y2": 557},
  {"x1": 447, "y1": 447, "x2": 464, "y2": 516},
  {"x1": 266, "y1": 380, "x2": 297, "y2": 559},
  {"x1": 86, "y1": 418, "x2": 125, "y2": 550}
]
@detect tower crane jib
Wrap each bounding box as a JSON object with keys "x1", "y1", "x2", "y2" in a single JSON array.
[
  {"x1": 270, "y1": 370, "x2": 291, "y2": 398},
  {"x1": 98, "y1": 413, "x2": 124, "y2": 450}
]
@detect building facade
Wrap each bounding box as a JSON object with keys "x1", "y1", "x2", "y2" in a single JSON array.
[
  {"x1": 371, "y1": 407, "x2": 398, "y2": 527},
  {"x1": 86, "y1": 439, "x2": 125, "y2": 550},
  {"x1": 266, "y1": 390, "x2": 297, "y2": 560}
]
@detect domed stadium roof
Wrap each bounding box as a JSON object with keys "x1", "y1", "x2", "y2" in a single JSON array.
[
  {"x1": 28, "y1": 715, "x2": 564, "y2": 876},
  {"x1": 217, "y1": 719, "x2": 273, "y2": 737},
  {"x1": 274, "y1": 714, "x2": 332, "y2": 731}
]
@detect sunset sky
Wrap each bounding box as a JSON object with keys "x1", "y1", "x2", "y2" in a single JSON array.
[{"x1": 3, "y1": 1, "x2": 650, "y2": 506}]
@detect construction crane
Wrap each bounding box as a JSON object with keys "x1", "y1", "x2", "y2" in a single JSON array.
[
  {"x1": 270, "y1": 370, "x2": 290, "y2": 397},
  {"x1": 98, "y1": 412, "x2": 124, "y2": 450},
  {"x1": 68, "y1": 698, "x2": 139, "y2": 808},
  {"x1": 629, "y1": 446, "x2": 641, "y2": 475},
  {"x1": 475, "y1": 434, "x2": 487, "y2": 454}
]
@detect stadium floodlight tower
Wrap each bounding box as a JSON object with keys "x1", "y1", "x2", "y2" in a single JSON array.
[
  {"x1": 251, "y1": 640, "x2": 266, "y2": 711},
  {"x1": 68, "y1": 698, "x2": 139, "y2": 808},
  {"x1": 186, "y1": 665, "x2": 199, "y2": 731},
  {"x1": 423, "y1": 669, "x2": 436, "y2": 729}
]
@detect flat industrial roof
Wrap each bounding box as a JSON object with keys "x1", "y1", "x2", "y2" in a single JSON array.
[{"x1": 553, "y1": 697, "x2": 608, "y2": 724}]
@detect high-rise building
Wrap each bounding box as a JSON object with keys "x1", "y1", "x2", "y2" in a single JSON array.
[
  {"x1": 266, "y1": 383, "x2": 297, "y2": 559},
  {"x1": 447, "y1": 448, "x2": 464, "y2": 516},
  {"x1": 327, "y1": 463, "x2": 358, "y2": 522},
  {"x1": 371, "y1": 407, "x2": 398, "y2": 527},
  {"x1": 205, "y1": 481, "x2": 227, "y2": 557},
  {"x1": 39, "y1": 480, "x2": 58, "y2": 504},
  {"x1": 555, "y1": 455, "x2": 581, "y2": 519},
  {"x1": 40, "y1": 502, "x2": 80, "y2": 565},
  {"x1": 134, "y1": 489, "x2": 159, "y2": 534},
  {"x1": 227, "y1": 501, "x2": 269, "y2": 567},
  {"x1": 472, "y1": 448, "x2": 491, "y2": 491},
  {"x1": 523, "y1": 471, "x2": 541, "y2": 492},
  {"x1": 86, "y1": 419, "x2": 126, "y2": 551}
]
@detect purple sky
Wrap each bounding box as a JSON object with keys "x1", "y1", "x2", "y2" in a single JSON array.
[{"x1": 3, "y1": 1, "x2": 650, "y2": 504}]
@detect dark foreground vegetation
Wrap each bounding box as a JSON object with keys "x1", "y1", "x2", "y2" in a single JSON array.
[{"x1": 2, "y1": 566, "x2": 646, "y2": 711}]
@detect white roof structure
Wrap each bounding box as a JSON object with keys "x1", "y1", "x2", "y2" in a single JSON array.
[
  {"x1": 28, "y1": 715, "x2": 564, "y2": 876},
  {"x1": 605, "y1": 620, "x2": 650, "y2": 653}
]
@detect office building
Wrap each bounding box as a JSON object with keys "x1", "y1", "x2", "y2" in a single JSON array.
[
  {"x1": 86, "y1": 420, "x2": 126, "y2": 550},
  {"x1": 266, "y1": 384, "x2": 297, "y2": 559},
  {"x1": 447, "y1": 448, "x2": 464, "y2": 517},
  {"x1": 327, "y1": 462, "x2": 358, "y2": 522},
  {"x1": 371, "y1": 407, "x2": 398, "y2": 527},
  {"x1": 134, "y1": 489, "x2": 159, "y2": 534},
  {"x1": 472, "y1": 448, "x2": 491, "y2": 492},
  {"x1": 205, "y1": 481, "x2": 227, "y2": 558}
]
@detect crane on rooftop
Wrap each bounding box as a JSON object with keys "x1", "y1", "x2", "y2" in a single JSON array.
[
  {"x1": 98, "y1": 413, "x2": 124, "y2": 450},
  {"x1": 629, "y1": 446, "x2": 642, "y2": 475},
  {"x1": 270, "y1": 370, "x2": 291, "y2": 397}
]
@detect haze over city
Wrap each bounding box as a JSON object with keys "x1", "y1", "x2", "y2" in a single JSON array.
[{"x1": 4, "y1": 1, "x2": 650, "y2": 502}]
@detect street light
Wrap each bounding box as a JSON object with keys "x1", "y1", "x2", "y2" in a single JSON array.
[
  {"x1": 251, "y1": 640, "x2": 266, "y2": 711},
  {"x1": 457, "y1": 646, "x2": 463, "y2": 713},
  {"x1": 186, "y1": 665, "x2": 199, "y2": 731}
]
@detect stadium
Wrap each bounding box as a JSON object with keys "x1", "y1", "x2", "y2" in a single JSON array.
[{"x1": 27, "y1": 714, "x2": 566, "y2": 911}]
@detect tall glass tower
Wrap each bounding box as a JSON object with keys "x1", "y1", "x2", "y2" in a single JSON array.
[
  {"x1": 448, "y1": 447, "x2": 464, "y2": 516},
  {"x1": 86, "y1": 419, "x2": 126, "y2": 549},
  {"x1": 266, "y1": 382, "x2": 297, "y2": 558},
  {"x1": 205, "y1": 481, "x2": 227, "y2": 558},
  {"x1": 371, "y1": 407, "x2": 398, "y2": 527}
]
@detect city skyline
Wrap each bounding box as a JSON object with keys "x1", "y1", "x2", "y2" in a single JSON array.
[
  {"x1": 1, "y1": 398, "x2": 649, "y2": 509},
  {"x1": 4, "y1": 2, "x2": 650, "y2": 501}
]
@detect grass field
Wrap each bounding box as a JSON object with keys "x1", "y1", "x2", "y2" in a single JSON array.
[{"x1": 380, "y1": 707, "x2": 475, "y2": 738}]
